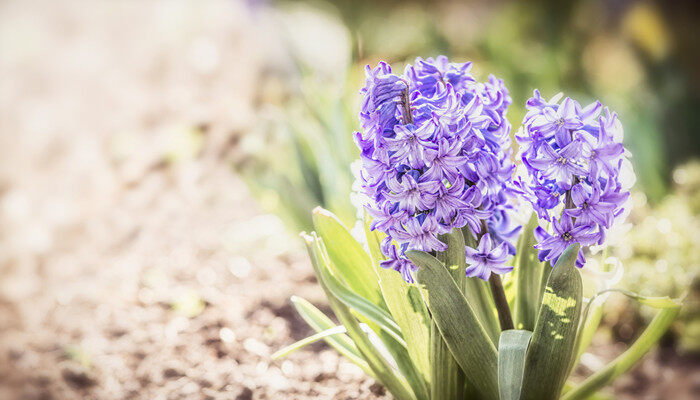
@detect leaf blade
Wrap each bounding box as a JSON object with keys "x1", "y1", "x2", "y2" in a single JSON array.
[
  {"x1": 407, "y1": 250, "x2": 499, "y2": 400},
  {"x1": 364, "y1": 217, "x2": 430, "y2": 400},
  {"x1": 313, "y1": 208, "x2": 386, "y2": 310},
  {"x1": 513, "y1": 214, "x2": 546, "y2": 331},
  {"x1": 498, "y1": 329, "x2": 533, "y2": 400},
  {"x1": 314, "y1": 251, "x2": 406, "y2": 347},
  {"x1": 303, "y1": 233, "x2": 416, "y2": 400},
  {"x1": 290, "y1": 296, "x2": 373, "y2": 376},
  {"x1": 272, "y1": 325, "x2": 348, "y2": 360},
  {"x1": 520, "y1": 244, "x2": 583, "y2": 400},
  {"x1": 563, "y1": 292, "x2": 681, "y2": 400}
]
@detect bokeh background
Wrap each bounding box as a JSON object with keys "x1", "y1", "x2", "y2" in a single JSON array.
[{"x1": 0, "y1": 0, "x2": 698, "y2": 399}]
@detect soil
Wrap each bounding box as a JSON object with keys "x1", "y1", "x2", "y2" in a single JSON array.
[{"x1": 0, "y1": 1, "x2": 697, "y2": 399}]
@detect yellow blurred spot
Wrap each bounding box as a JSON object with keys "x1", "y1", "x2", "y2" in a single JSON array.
[
  {"x1": 64, "y1": 346, "x2": 91, "y2": 368},
  {"x1": 622, "y1": 3, "x2": 670, "y2": 61},
  {"x1": 583, "y1": 36, "x2": 644, "y2": 93},
  {"x1": 165, "y1": 125, "x2": 204, "y2": 164},
  {"x1": 171, "y1": 289, "x2": 205, "y2": 318}
]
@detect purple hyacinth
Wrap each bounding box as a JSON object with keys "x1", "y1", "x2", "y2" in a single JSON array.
[
  {"x1": 465, "y1": 233, "x2": 513, "y2": 281},
  {"x1": 517, "y1": 91, "x2": 632, "y2": 267},
  {"x1": 355, "y1": 56, "x2": 519, "y2": 282}
]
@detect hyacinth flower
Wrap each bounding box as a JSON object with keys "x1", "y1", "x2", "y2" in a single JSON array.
[
  {"x1": 276, "y1": 57, "x2": 680, "y2": 400},
  {"x1": 354, "y1": 56, "x2": 519, "y2": 285},
  {"x1": 517, "y1": 91, "x2": 632, "y2": 267},
  {"x1": 465, "y1": 233, "x2": 513, "y2": 281}
]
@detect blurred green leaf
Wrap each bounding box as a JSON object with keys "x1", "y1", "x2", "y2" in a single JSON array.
[
  {"x1": 64, "y1": 346, "x2": 91, "y2": 369},
  {"x1": 563, "y1": 305, "x2": 680, "y2": 400},
  {"x1": 429, "y1": 319, "x2": 466, "y2": 400},
  {"x1": 566, "y1": 289, "x2": 682, "y2": 399},
  {"x1": 289, "y1": 295, "x2": 371, "y2": 376},
  {"x1": 272, "y1": 325, "x2": 348, "y2": 360}
]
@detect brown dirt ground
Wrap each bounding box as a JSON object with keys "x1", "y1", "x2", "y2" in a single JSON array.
[{"x1": 0, "y1": 1, "x2": 697, "y2": 399}]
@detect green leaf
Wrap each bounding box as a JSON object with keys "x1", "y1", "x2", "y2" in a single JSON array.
[
  {"x1": 563, "y1": 292, "x2": 681, "y2": 400},
  {"x1": 303, "y1": 233, "x2": 416, "y2": 400},
  {"x1": 313, "y1": 208, "x2": 387, "y2": 310},
  {"x1": 364, "y1": 216, "x2": 430, "y2": 399},
  {"x1": 520, "y1": 244, "x2": 583, "y2": 400},
  {"x1": 498, "y1": 329, "x2": 533, "y2": 400},
  {"x1": 513, "y1": 214, "x2": 546, "y2": 331},
  {"x1": 272, "y1": 325, "x2": 348, "y2": 360},
  {"x1": 407, "y1": 250, "x2": 499, "y2": 400},
  {"x1": 313, "y1": 243, "x2": 406, "y2": 347},
  {"x1": 430, "y1": 320, "x2": 465, "y2": 400},
  {"x1": 432, "y1": 229, "x2": 470, "y2": 400},
  {"x1": 319, "y1": 215, "x2": 426, "y2": 400},
  {"x1": 290, "y1": 296, "x2": 373, "y2": 377}
]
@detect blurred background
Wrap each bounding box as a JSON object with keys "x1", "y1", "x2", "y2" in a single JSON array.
[{"x1": 0, "y1": 0, "x2": 697, "y2": 399}]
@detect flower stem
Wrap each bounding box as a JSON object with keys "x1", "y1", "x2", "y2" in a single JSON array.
[
  {"x1": 489, "y1": 274, "x2": 514, "y2": 331},
  {"x1": 479, "y1": 219, "x2": 514, "y2": 331},
  {"x1": 401, "y1": 86, "x2": 414, "y2": 124}
]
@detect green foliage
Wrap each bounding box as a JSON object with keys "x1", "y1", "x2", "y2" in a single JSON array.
[
  {"x1": 276, "y1": 209, "x2": 681, "y2": 399},
  {"x1": 408, "y1": 245, "x2": 499, "y2": 400},
  {"x1": 498, "y1": 330, "x2": 533, "y2": 400},
  {"x1": 513, "y1": 214, "x2": 548, "y2": 331},
  {"x1": 234, "y1": 75, "x2": 358, "y2": 232},
  {"x1": 520, "y1": 244, "x2": 583, "y2": 400},
  {"x1": 612, "y1": 161, "x2": 700, "y2": 352}
]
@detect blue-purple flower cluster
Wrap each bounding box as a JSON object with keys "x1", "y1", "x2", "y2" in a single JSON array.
[
  {"x1": 355, "y1": 56, "x2": 519, "y2": 282},
  {"x1": 517, "y1": 90, "x2": 631, "y2": 267}
]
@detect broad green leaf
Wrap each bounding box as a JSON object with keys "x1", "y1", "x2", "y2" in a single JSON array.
[
  {"x1": 430, "y1": 320, "x2": 465, "y2": 400},
  {"x1": 563, "y1": 292, "x2": 681, "y2": 400},
  {"x1": 498, "y1": 329, "x2": 533, "y2": 400},
  {"x1": 272, "y1": 325, "x2": 347, "y2": 360},
  {"x1": 520, "y1": 244, "x2": 583, "y2": 400},
  {"x1": 290, "y1": 296, "x2": 373, "y2": 377},
  {"x1": 313, "y1": 208, "x2": 387, "y2": 310},
  {"x1": 513, "y1": 214, "x2": 546, "y2": 331},
  {"x1": 433, "y1": 228, "x2": 470, "y2": 399},
  {"x1": 461, "y1": 227, "x2": 501, "y2": 344},
  {"x1": 303, "y1": 233, "x2": 416, "y2": 400},
  {"x1": 313, "y1": 245, "x2": 406, "y2": 347},
  {"x1": 436, "y1": 229, "x2": 468, "y2": 284},
  {"x1": 407, "y1": 250, "x2": 499, "y2": 400},
  {"x1": 364, "y1": 216, "x2": 430, "y2": 400}
]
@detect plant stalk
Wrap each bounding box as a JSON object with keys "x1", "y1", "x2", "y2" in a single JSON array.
[
  {"x1": 488, "y1": 273, "x2": 514, "y2": 331},
  {"x1": 479, "y1": 219, "x2": 514, "y2": 331}
]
